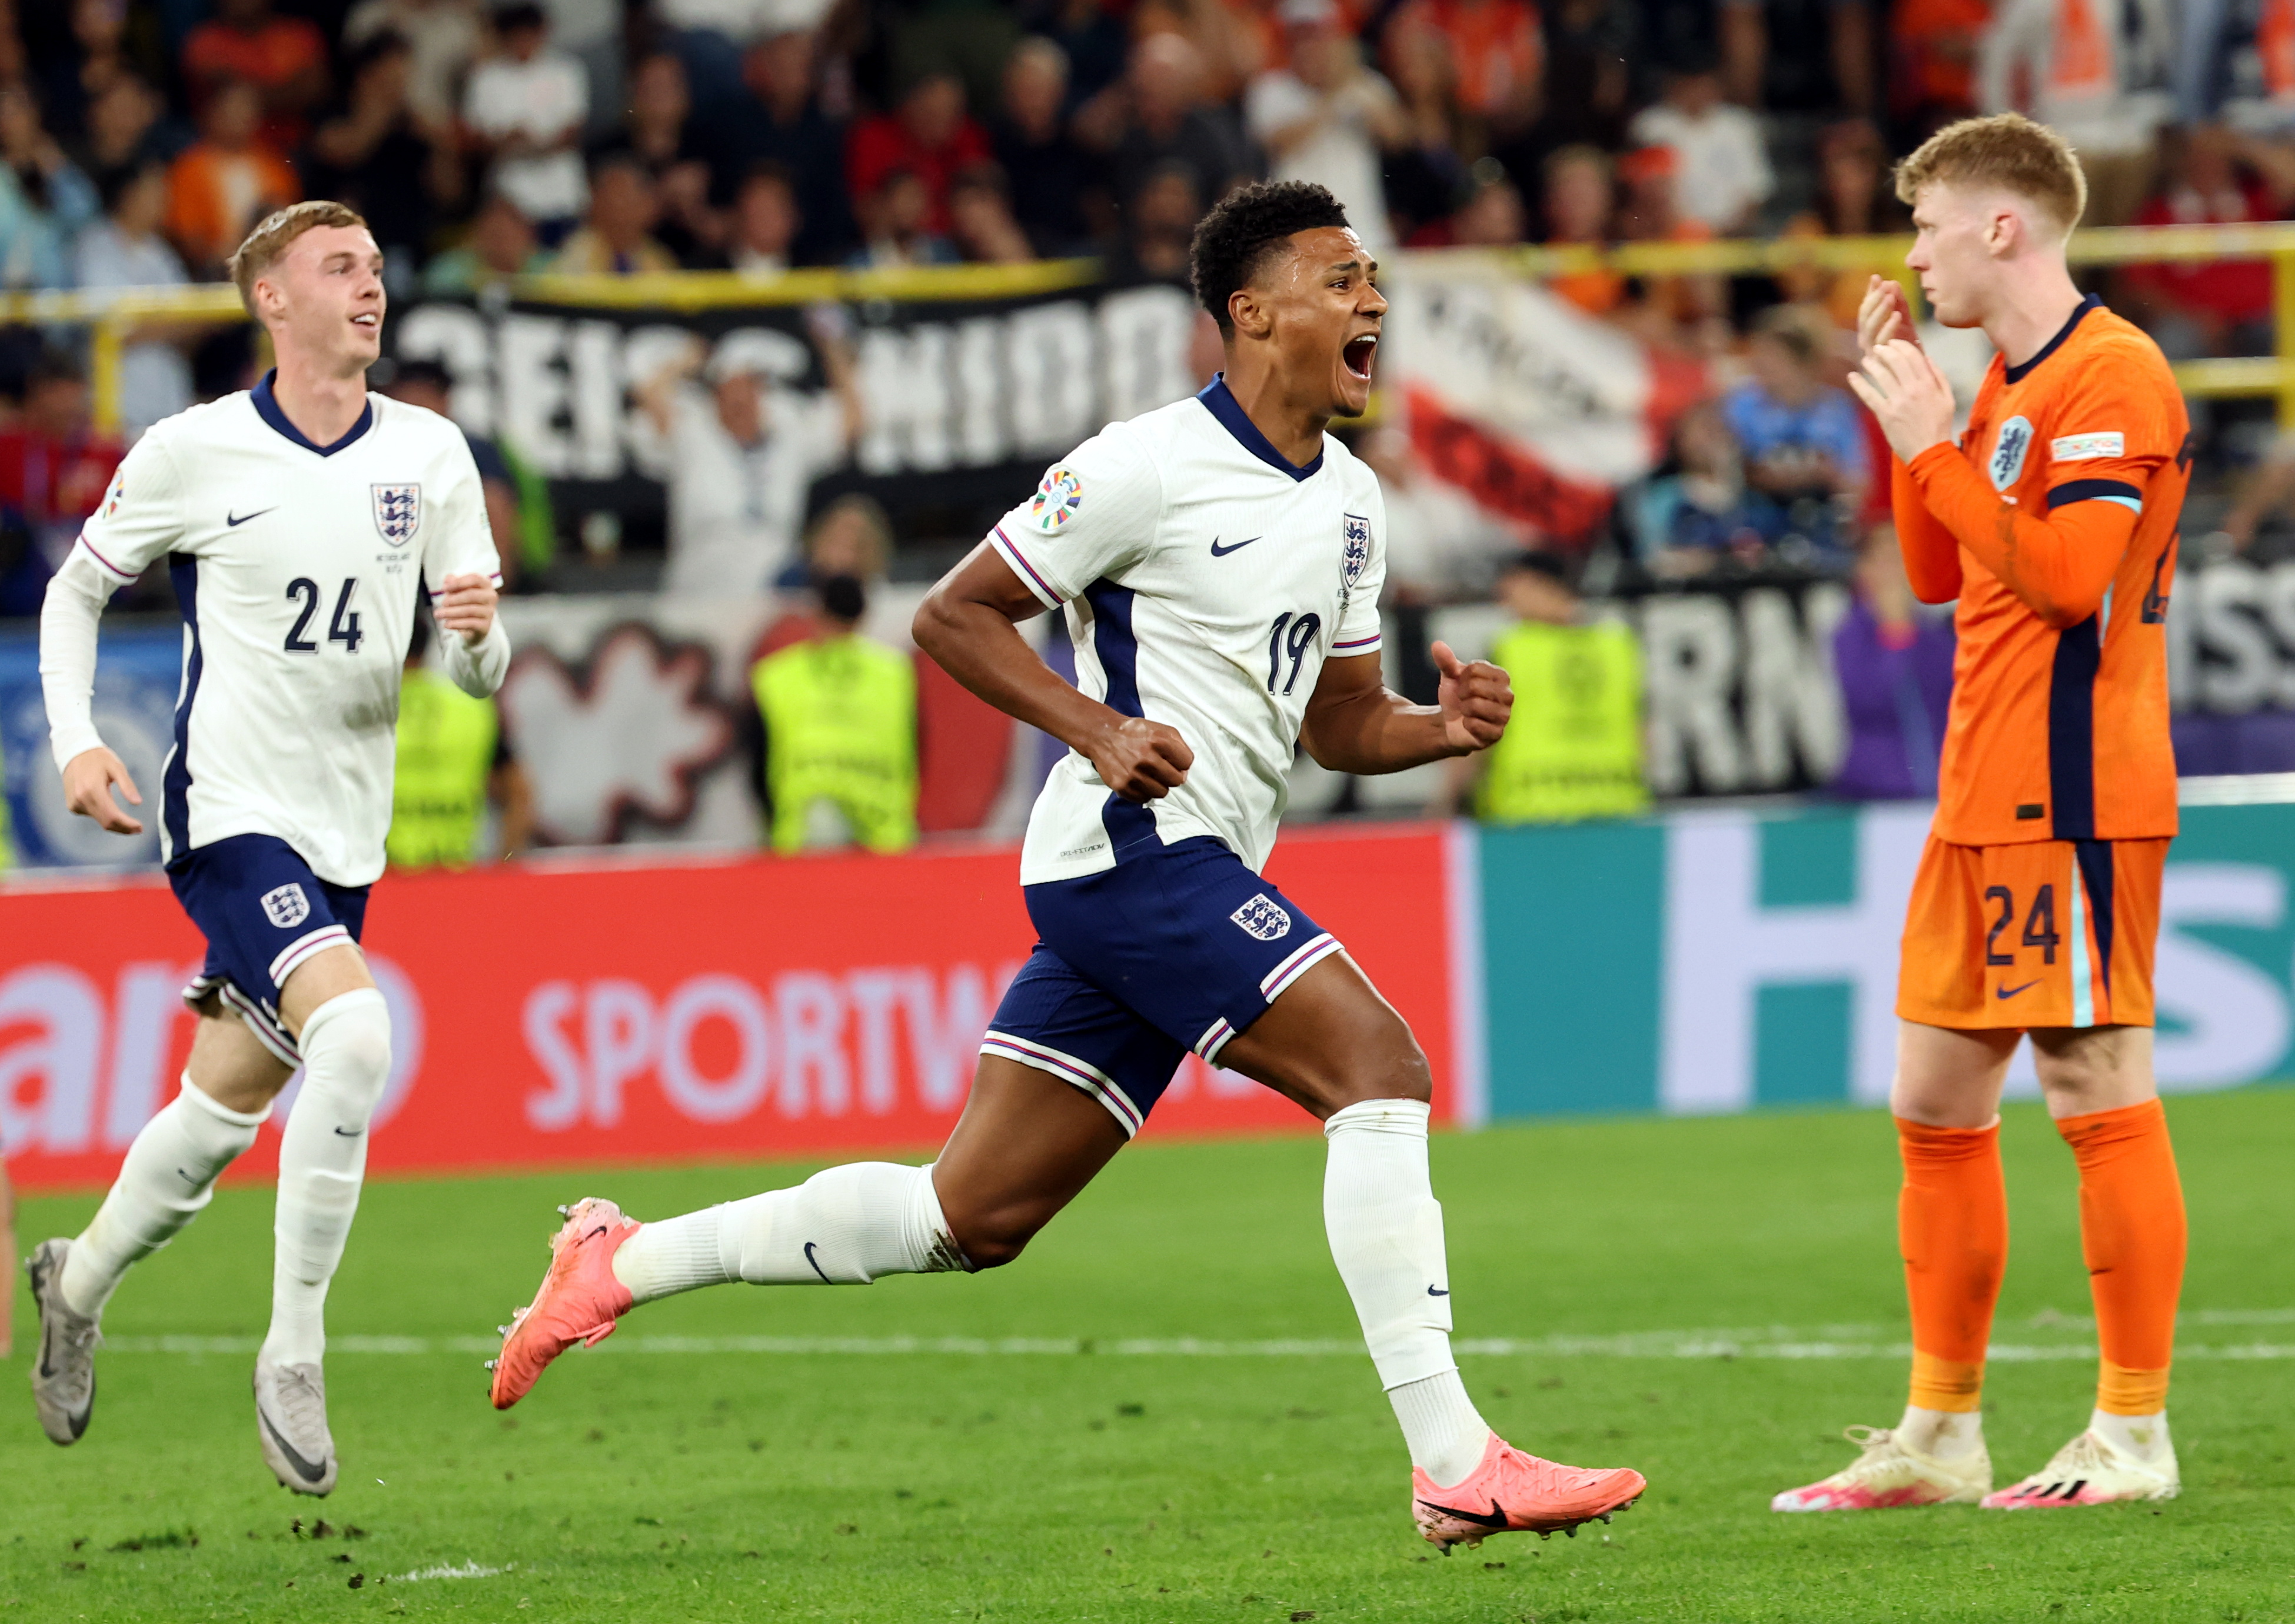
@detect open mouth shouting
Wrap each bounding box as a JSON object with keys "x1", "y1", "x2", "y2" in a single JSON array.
[{"x1": 1342, "y1": 332, "x2": 1378, "y2": 382}]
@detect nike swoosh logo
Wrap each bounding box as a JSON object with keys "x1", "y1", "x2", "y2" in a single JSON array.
[
  {"x1": 1209, "y1": 535, "x2": 1262, "y2": 557},
  {"x1": 803, "y1": 1242, "x2": 832, "y2": 1284},
  {"x1": 332, "y1": 1126, "x2": 362, "y2": 1137},
  {"x1": 1997, "y1": 980, "x2": 2042, "y2": 1000},
  {"x1": 226, "y1": 508, "x2": 275, "y2": 527},
  {"x1": 258, "y1": 1406, "x2": 330, "y2": 1484},
  {"x1": 1428, "y1": 1286, "x2": 1449, "y2": 1296},
  {"x1": 1418, "y1": 1497, "x2": 1508, "y2": 1529}
]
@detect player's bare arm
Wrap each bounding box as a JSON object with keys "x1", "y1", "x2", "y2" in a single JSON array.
[
  {"x1": 1300, "y1": 641, "x2": 1512, "y2": 774},
  {"x1": 913, "y1": 546, "x2": 1195, "y2": 802}
]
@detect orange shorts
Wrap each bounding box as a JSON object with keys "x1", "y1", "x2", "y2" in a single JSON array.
[{"x1": 1897, "y1": 836, "x2": 2167, "y2": 1031}]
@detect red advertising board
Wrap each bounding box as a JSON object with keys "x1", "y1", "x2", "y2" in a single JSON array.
[{"x1": 0, "y1": 826, "x2": 1457, "y2": 1190}]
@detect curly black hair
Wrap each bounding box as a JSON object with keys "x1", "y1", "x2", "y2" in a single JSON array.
[{"x1": 1189, "y1": 181, "x2": 1352, "y2": 335}]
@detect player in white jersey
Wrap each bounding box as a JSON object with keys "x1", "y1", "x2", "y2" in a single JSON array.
[
  {"x1": 28, "y1": 201, "x2": 508, "y2": 1494},
  {"x1": 487, "y1": 183, "x2": 1645, "y2": 1548}
]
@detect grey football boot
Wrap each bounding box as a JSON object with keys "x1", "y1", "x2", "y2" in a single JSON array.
[
  {"x1": 26, "y1": 1238, "x2": 101, "y2": 1445},
  {"x1": 252, "y1": 1352, "x2": 339, "y2": 1496}
]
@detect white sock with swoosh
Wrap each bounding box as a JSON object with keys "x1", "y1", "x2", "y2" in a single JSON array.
[{"x1": 265, "y1": 989, "x2": 391, "y2": 1368}]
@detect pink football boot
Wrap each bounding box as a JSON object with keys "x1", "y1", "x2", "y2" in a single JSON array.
[
  {"x1": 488, "y1": 1197, "x2": 641, "y2": 1410},
  {"x1": 1412, "y1": 1433, "x2": 1647, "y2": 1549},
  {"x1": 1771, "y1": 1425, "x2": 1991, "y2": 1512}
]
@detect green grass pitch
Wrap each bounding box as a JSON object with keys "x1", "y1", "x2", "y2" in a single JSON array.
[{"x1": 3, "y1": 1089, "x2": 2292, "y2": 1622}]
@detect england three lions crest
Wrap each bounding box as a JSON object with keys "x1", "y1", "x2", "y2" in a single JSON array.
[
  {"x1": 371, "y1": 483, "x2": 421, "y2": 545},
  {"x1": 1341, "y1": 514, "x2": 1371, "y2": 586}
]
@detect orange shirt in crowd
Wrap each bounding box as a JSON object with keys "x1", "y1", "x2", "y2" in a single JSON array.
[
  {"x1": 1890, "y1": 0, "x2": 1992, "y2": 114},
  {"x1": 182, "y1": 15, "x2": 330, "y2": 150},
  {"x1": 1387, "y1": 0, "x2": 1542, "y2": 119},
  {"x1": 166, "y1": 141, "x2": 300, "y2": 271},
  {"x1": 1894, "y1": 299, "x2": 2188, "y2": 848}
]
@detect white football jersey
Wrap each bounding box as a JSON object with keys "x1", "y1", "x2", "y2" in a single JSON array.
[
  {"x1": 71, "y1": 378, "x2": 503, "y2": 886},
  {"x1": 990, "y1": 377, "x2": 1386, "y2": 884}
]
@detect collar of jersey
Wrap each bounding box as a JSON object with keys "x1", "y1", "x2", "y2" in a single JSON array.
[
  {"x1": 1196, "y1": 374, "x2": 1323, "y2": 481},
  {"x1": 2001, "y1": 294, "x2": 2102, "y2": 386},
  {"x1": 251, "y1": 370, "x2": 375, "y2": 457}
]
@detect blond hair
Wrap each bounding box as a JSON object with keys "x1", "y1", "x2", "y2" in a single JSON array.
[
  {"x1": 1894, "y1": 113, "x2": 2087, "y2": 235},
  {"x1": 226, "y1": 200, "x2": 371, "y2": 317}
]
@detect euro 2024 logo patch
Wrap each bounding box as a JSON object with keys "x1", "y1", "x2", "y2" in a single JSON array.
[
  {"x1": 1030, "y1": 467, "x2": 1082, "y2": 534},
  {"x1": 1230, "y1": 893, "x2": 1293, "y2": 941},
  {"x1": 371, "y1": 482, "x2": 421, "y2": 546},
  {"x1": 1989, "y1": 418, "x2": 2033, "y2": 491},
  {"x1": 1341, "y1": 514, "x2": 1371, "y2": 587}
]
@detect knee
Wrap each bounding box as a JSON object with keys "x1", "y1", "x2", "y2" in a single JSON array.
[
  {"x1": 940, "y1": 1200, "x2": 1050, "y2": 1272},
  {"x1": 300, "y1": 989, "x2": 393, "y2": 1104},
  {"x1": 1311, "y1": 1020, "x2": 1432, "y2": 1116}
]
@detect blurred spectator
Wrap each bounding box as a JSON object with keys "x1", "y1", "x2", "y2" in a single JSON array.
[
  {"x1": 948, "y1": 164, "x2": 1036, "y2": 262},
  {"x1": 1888, "y1": 0, "x2": 1990, "y2": 131},
  {"x1": 725, "y1": 162, "x2": 801, "y2": 275},
  {"x1": 1778, "y1": 118, "x2": 1909, "y2": 326},
  {"x1": 1724, "y1": 302, "x2": 1868, "y2": 560},
  {"x1": 755, "y1": 490, "x2": 897, "y2": 651},
  {"x1": 2216, "y1": 428, "x2": 2295, "y2": 552},
  {"x1": 390, "y1": 607, "x2": 535, "y2": 866},
  {"x1": 1408, "y1": 152, "x2": 1523, "y2": 246},
  {"x1": 1529, "y1": 0, "x2": 1638, "y2": 152},
  {"x1": 182, "y1": 0, "x2": 330, "y2": 152},
  {"x1": 750, "y1": 570, "x2": 919, "y2": 855},
  {"x1": 653, "y1": 0, "x2": 814, "y2": 115},
  {"x1": 1978, "y1": 0, "x2": 2174, "y2": 226},
  {"x1": 849, "y1": 71, "x2": 993, "y2": 239},
  {"x1": 993, "y1": 36, "x2": 1101, "y2": 255},
  {"x1": 1432, "y1": 551, "x2": 1648, "y2": 822},
  {"x1": 1380, "y1": 14, "x2": 1472, "y2": 242},
  {"x1": 1830, "y1": 524, "x2": 1955, "y2": 801},
  {"x1": 613, "y1": 52, "x2": 719, "y2": 265},
  {"x1": 342, "y1": 0, "x2": 482, "y2": 140},
  {"x1": 422, "y1": 188, "x2": 548, "y2": 292},
  {"x1": 1628, "y1": 399, "x2": 1764, "y2": 571},
  {"x1": 1105, "y1": 159, "x2": 1199, "y2": 281},
  {"x1": 553, "y1": 153, "x2": 680, "y2": 274},
  {"x1": 461, "y1": 0, "x2": 589, "y2": 239},
  {"x1": 2177, "y1": 0, "x2": 2295, "y2": 131},
  {"x1": 638, "y1": 315, "x2": 864, "y2": 597},
  {"x1": 305, "y1": 32, "x2": 460, "y2": 283},
  {"x1": 1614, "y1": 144, "x2": 1726, "y2": 341},
  {"x1": 0, "y1": 85, "x2": 98, "y2": 289},
  {"x1": 165, "y1": 78, "x2": 297, "y2": 279},
  {"x1": 1385, "y1": 0, "x2": 1543, "y2": 136},
  {"x1": 381, "y1": 358, "x2": 529, "y2": 588},
  {"x1": 1079, "y1": 31, "x2": 1256, "y2": 217},
  {"x1": 703, "y1": 29, "x2": 853, "y2": 265},
  {"x1": 2118, "y1": 124, "x2": 2295, "y2": 360},
  {"x1": 74, "y1": 161, "x2": 193, "y2": 437},
  {"x1": 1721, "y1": 0, "x2": 1876, "y2": 117},
  {"x1": 1541, "y1": 144, "x2": 1625, "y2": 315},
  {"x1": 65, "y1": 74, "x2": 165, "y2": 195},
  {"x1": 1627, "y1": 57, "x2": 1772, "y2": 235},
  {"x1": 0, "y1": 351, "x2": 124, "y2": 608},
  {"x1": 1244, "y1": 0, "x2": 1405, "y2": 246},
  {"x1": 848, "y1": 166, "x2": 962, "y2": 267},
  {"x1": 1022, "y1": 0, "x2": 1130, "y2": 109},
  {"x1": 38, "y1": 0, "x2": 147, "y2": 144},
  {"x1": 884, "y1": 0, "x2": 1024, "y2": 124}
]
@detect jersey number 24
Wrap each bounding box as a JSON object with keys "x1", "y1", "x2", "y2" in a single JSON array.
[{"x1": 284, "y1": 577, "x2": 364, "y2": 654}]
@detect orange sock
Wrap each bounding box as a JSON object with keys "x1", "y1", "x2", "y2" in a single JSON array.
[
  {"x1": 1897, "y1": 1117, "x2": 2008, "y2": 1413},
  {"x1": 2056, "y1": 1097, "x2": 2186, "y2": 1416}
]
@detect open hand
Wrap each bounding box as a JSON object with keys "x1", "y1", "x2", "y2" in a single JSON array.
[
  {"x1": 1087, "y1": 714, "x2": 1194, "y2": 802},
  {"x1": 433, "y1": 572, "x2": 498, "y2": 643},
  {"x1": 1857, "y1": 275, "x2": 1922, "y2": 360},
  {"x1": 1847, "y1": 338, "x2": 1956, "y2": 465},
  {"x1": 1434, "y1": 640, "x2": 1512, "y2": 754},
  {"x1": 62, "y1": 746, "x2": 144, "y2": 835}
]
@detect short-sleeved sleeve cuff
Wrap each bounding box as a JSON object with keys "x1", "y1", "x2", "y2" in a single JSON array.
[
  {"x1": 990, "y1": 523, "x2": 1066, "y2": 608},
  {"x1": 1331, "y1": 631, "x2": 1382, "y2": 655}
]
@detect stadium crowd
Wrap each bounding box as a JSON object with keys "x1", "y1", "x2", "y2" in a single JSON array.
[{"x1": 1, "y1": 0, "x2": 2293, "y2": 858}]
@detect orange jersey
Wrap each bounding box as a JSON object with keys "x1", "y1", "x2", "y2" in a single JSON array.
[{"x1": 1893, "y1": 298, "x2": 2188, "y2": 846}]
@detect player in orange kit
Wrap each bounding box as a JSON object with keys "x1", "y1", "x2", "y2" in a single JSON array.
[{"x1": 1772, "y1": 114, "x2": 2191, "y2": 1514}]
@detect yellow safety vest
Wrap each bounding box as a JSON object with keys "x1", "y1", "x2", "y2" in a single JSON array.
[
  {"x1": 750, "y1": 634, "x2": 918, "y2": 855},
  {"x1": 387, "y1": 667, "x2": 500, "y2": 869},
  {"x1": 1478, "y1": 618, "x2": 1649, "y2": 823}
]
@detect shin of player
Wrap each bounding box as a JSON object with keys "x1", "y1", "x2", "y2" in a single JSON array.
[
  {"x1": 1776, "y1": 114, "x2": 2187, "y2": 1515},
  {"x1": 32, "y1": 199, "x2": 507, "y2": 1490}
]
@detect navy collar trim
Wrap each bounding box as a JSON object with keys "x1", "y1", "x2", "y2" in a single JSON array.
[
  {"x1": 1196, "y1": 375, "x2": 1323, "y2": 481},
  {"x1": 2003, "y1": 295, "x2": 2102, "y2": 385},
  {"x1": 252, "y1": 370, "x2": 374, "y2": 456}
]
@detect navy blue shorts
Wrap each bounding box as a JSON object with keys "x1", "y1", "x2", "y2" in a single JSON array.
[
  {"x1": 168, "y1": 833, "x2": 370, "y2": 1065},
  {"x1": 980, "y1": 836, "x2": 1343, "y2": 1136}
]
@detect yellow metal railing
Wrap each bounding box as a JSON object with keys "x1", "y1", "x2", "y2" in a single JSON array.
[{"x1": 11, "y1": 225, "x2": 2295, "y2": 433}]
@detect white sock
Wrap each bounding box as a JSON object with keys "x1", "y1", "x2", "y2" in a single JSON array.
[
  {"x1": 2092, "y1": 1408, "x2": 2173, "y2": 1466},
  {"x1": 1322, "y1": 1097, "x2": 1489, "y2": 1486},
  {"x1": 1896, "y1": 1405, "x2": 1987, "y2": 1463},
  {"x1": 265, "y1": 989, "x2": 391, "y2": 1367},
  {"x1": 613, "y1": 1162, "x2": 963, "y2": 1304},
  {"x1": 60, "y1": 1074, "x2": 268, "y2": 1317}
]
